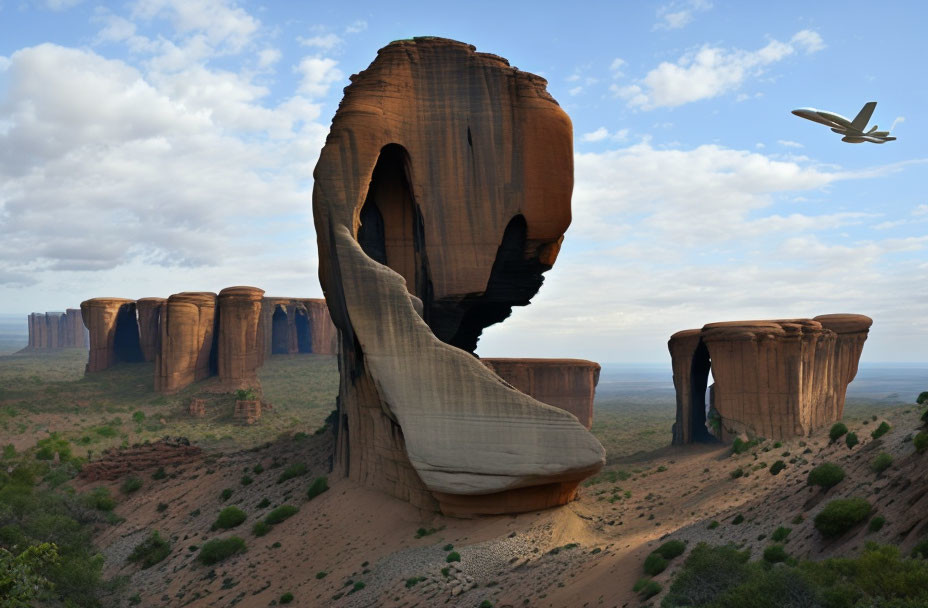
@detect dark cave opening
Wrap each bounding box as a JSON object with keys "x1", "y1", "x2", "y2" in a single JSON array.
[
  {"x1": 690, "y1": 340, "x2": 717, "y2": 442},
  {"x1": 271, "y1": 307, "x2": 289, "y2": 354},
  {"x1": 208, "y1": 307, "x2": 219, "y2": 376},
  {"x1": 295, "y1": 308, "x2": 312, "y2": 353},
  {"x1": 113, "y1": 305, "x2": 144, "y2": 364}
]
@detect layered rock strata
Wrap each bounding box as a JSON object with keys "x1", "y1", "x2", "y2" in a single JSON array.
[
  {"x1": 313, "y1": 37, "x2": 604, "y2": 516},
  {"x1": 154, "y1": 292, "x2": 218, "y2": 394},
  {"x1": 136, "y1": 298, "x2": 166, "y2": 362},
  {"x1": 670, "y1": 314, "x2": 872, "y2": 444},
  {"x1": 26, "y1": 309, "x2": 87, "y2": 350},
  {"x1": 217, "y1": 286, "x2": 266, "y2": 388},
  {"x1": 80, "y1": 298, "x2": 143, "y2": 372},
  {"x1": 79, "y1": 438, "x2": 201, "y2": 481}
]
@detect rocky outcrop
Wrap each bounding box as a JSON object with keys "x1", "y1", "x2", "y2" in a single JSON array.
[
  {"x1": 217, "y1": 286, "x2": 266, "y2": 388},
  {"x1": 25, "y1": 309, "x2": 87, "y2": 350},
  {"x1": 78, "y1": 438, "x2": 201, "y2": 481},
  {"x1": 188, "y1": 398, "x2": 207, "y2": 417},
  {"x1": 313, "y1": 38, "x2": 604, "y2": 516},
  {"x1": 136, "y1": 298, "x2": 166, "y2": 362},
  {"x1": 154, "y1": 292, "x2": 218, "y2": 394},
  {"x1": 260, "y1": 297, "x2": 337, "y2": 357},
  {"x1": 233, "y1": 399, "x2": 261, "y2": 424},
  {"x1": 670, "y1": 315, "x2": 872, "y2": 444},
  {"x1": 481, "y1": 359, "x2": 600, "y2": 429},
  {"x1": 81, "y1": 298, "x2": 143, "y2": 372}
]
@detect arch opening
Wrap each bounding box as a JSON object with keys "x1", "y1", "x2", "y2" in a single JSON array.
[
  {"x1": 113, "y1": 305, "x2": 144, "y2": 363},
  {"x1": 271, "y1": 307, "x2": 289, "y2": 354},
  {"x1": 295, "y1": 308, "x2": 312, "y2": 353},
  {"x1": 690, "y1": 340, "x2": 718, "y2": 442}
]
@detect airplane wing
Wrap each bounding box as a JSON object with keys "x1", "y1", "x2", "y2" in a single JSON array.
[{"x1": 850, "y1": 102, "x2": 877, "y2": 132}]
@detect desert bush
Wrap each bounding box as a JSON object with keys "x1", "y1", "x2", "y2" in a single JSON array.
[
  {"x1": 256, "y1": 497, "x2": 270, "y2": 508},
  {"x1": 807, "y1": 462, "x2": 845, "y2": 489},
  {"x1": 35, "y1": 433, "x2": 72, "y2": 462},
  {"x1": 730, "y1": 467, "x2": 744, "y2": 479},
  {"x1": 845, "y1": 432, "x2": 859, "y2": 449},
  {"x1": 307, "y1": 476, "x2": 329, "y2": 499},
  {"x1": 252, "y1": 521, "x2": 271, "y2": 537},
  {"x1": 234, "y1": 388, "x2": 257, "y2": 401},
  {"x1": 871, "y1": 452, "x2": 893, "y2": 474},
  {"x1": 662, "y1": 543, "x2": 751, "y2": 607},
  {"x1": 707, "y1": 520, "x2": 719, "y2": 529},
  {"x1": 814, "y1": 498, "x2": 871, "y2": 538},
  {"x1": 220, "y1": 488, "x2": 233, "y2": 501},
  {"x1": 132, "y1": 411, "x2": 145, "y2": 424},
  {"x1": 127, "y1": 531, "x2": 171, "y2": 568},
  {"x1": 633, "y1": 577, "x2": 661, "y2": 599},
  {"x1": 770, "y1": 461, "x2": 786, "y2": 475},
  {"x1": 871, "y1": 421, "x2": 891, "y2": 439},
  {"x1": 240, "y1": 475, "x2": 252, "y2": 486},
  {"x1": 264, "y1": 504, "x2": 299, "y2": 525},
  {"x1": 82, "y1": 487, "x2": 116, "y2": 511},
  {"x1": 198, "y1": 537, "x2": 246, "y2": 565},
  {"x1": 212, "y1": 506, "x2": 247, "y2": 530},
  {"x1": 654, "y1": 539, "x2": 686, "y2": 560},
  {"x1": 869, "y1": 516, "x2": 886, "y2": 533},
  {"x1": 280, "y1": 592, "x2": 294, "y2": 604},
  {"x1": 913, "y1": 431, "x2": 928, "y2": 454},
  {"x1": 446, "y1": 551, "x2": 461, "y2": 563},
  {"x1": 731, "y1": 437, "x2": 758, "y2": 455},
  {"x1": 912, "y1": 540, "x2": 928, "y2": 559},
  {"x1": 771, "y1": 527, "x2": 791, "y2": 542},
  {"x1": 916, "y1": 391, "x2": 928, "y2": 405},
  {"x1": 643, "y1": 552, "x2": 668, "y2": 575},
  {"x1": 276, "y1": 463, "x2": 307, "y2": 484},
  {"x1": 829, "y1": 422, "x2": 848, "y2": 442},
  {"x1": 253, "y1": 463, "x2": 264, "y2": 474},
  {"x1": 478, "y1": 600, "x2": 494, "y2": 608},
  {"x1": 731, "y1": 514, "x2": 744, "y2": 525},
  {"x1": 763, "y1": 544, "x2": 789, "y2": 563},
  {"x1": 151, "y1": 466, "x2": 167, "y2": 480},
  {"x1": 121, "y1": 476, "x2": 142, "y2": 494}
]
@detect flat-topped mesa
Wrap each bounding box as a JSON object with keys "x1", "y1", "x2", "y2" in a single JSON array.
[
  {"x1": 481, "y1": 359, "x2": 601, "y2": 430},
  {"x1": 25, "y1": 309, "x2": 87, "y2": 350},
  {"x1": 669, "y1": 314, "x2": 873, "y2": 444},
  {"x1": 217, "y1": 286, "x2": 266, "y2": 389},
  {"x1": 313, "y1": 37, "x2": 604, "y2": 517},
  {"x1": 136, "y1": 298, "x2": 166, "y2": 362},
  {"x1": 154, "y1": 292, "x2": 218, "y2": 394},
  {"x1": 80, "y1": 298, "x2": 143, "y2": 372},
  {"x1": 259, "y1": 297, "x2": 337, "y2": 357}
]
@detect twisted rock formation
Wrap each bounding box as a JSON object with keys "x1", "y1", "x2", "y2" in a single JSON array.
[
  {"x1": 26, "y1": 309, "x2": 87, "y2": 350},
  {"x1": 481, "y1": 359, "x2": 600, "y2": 429},
  {"x1": 80, "y1": 298, "x2": 143, "y2": 372},
  {"x1": 217, "y1": 286, "x2": 265, "y2": 388},
  {"x1": 313, "y1": 37, "x2": 604, "y2": 516},
  {"x1": 670, "y1": 314, "x2": 872, "y2": 444},
  {"x1": 259, "y1": 297, "x2": 337, "y2": 357},
  {"x1": 136, "y1": 298, "x2": 166, "y2": 362},
  {"x1": 154, "y1": 292, "x2": 218, "y2": 394}
]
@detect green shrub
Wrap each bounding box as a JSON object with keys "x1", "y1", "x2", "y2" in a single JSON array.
[
  {"x1": 871, "y1": 452, "x2": 893, "y2": 474},
  {"x1": 2, "y1": 444, "x2": 15, "y2": 459},
  {"x1": 252, "y1": 521, "x2": 271, "y2": 537},
  {"x1": 132, "y1": 411, "x2": 145, "y2": 424},
  {"x1": 763, "y1": 544, "x2": 789, "y2": 563},
  {"x1": 264, "y1": 504, "x2": 299, "y2": 525},
  {"x1": 662, "y1": 543, "x2": 751, "y2": 607},
  {"x1": 845, "y1": 432, "x2": 859, "y2": 449},
  {"x1": 446, "y1": 551, "x2": 461, "y2": 563},
  {"x1": 405, "y1": 576, "x2": 425, "y2": 588},
  {"x1": 770, "y1": 461, "x2": 786, "y2": 475},
  {"x1": 82, "y1": 487, "x2": 116, "y2": 511},
  {"x1": 771, "y1": 526, "x2": 791, "y2": 542},
  {"x1": 198, "y1": 537, "x2": 246, "y2": 565},
  {"x1": 829, "y1": 422, "x2": 848, "y2": 442},
  {"x1": 731, "y1": 514, "x2": 744, "y2": 525},
  {"x1": 307, "y1": 476, "x2": 329, "y2": 499},
  {"x1": 121, "y1": 476, "x2": 143, "y2": 494},
  {"x1": 807, "y1": 462, "x2": 845, "y2": 489},
  {"x1": 212, "y1": 506, "x2": 247, "y2": 530},
  {"x1": 315, "y1": 571, "x2": 327, "y2": 579},
  {"x1": 633, "y1": 577, "x2": 661, "y2": 599},
  {"x1": 279, "y1": 592, "x2": 294, "y2": 604},
  {"x1": 127, "y1": 531, "x2": 171, "y2": 568},
  {"x1": 35, "y1": 433, "x2": 71, "y2": 462},
  {"x1": 814, "y1": 498, "x2": 871, "y2": 538},
  {"x1": 349, "y1": 581, "x2": 365, "y2": 594},
  {"x1": 235, "y1": 388, "x2": 257, "y2": 401},
  {"x1": 220, "y1": 488, "x2": 233, "y2": 501},
  {"x1": 869, "y1": 516, "x2": 886, "y2": 533},
  {"x1": 913, "y1": 540, "x2": 928, "y2": 559},
  {"x1": 707, "y1": 520, "x2": 719, "y2": 529},
  {"x1": 730, "y1": 467, "x2": 744, "y2": 479},
  {"x1": 871, "y1": 421, "x2": 891, "y2": 439},
  {"x1": 731, "y1": 437, "x2": 758, "y2": 455},
  {"x1": 257, "y1": 498, "x2": 270, "y2": 509},
  {"x1": 240, "y1": 475, "x2": 252, "y2": 486},
  {"x1": 151, "y1": 467, "x2": 166, "y2": 480},
  {"x1": 253, "y1": 464, "x2": 264, "y2": 474},
  {"x1": 276, "y1": 463, "x2": 307, "y2": 484},
  {"x1": 643, "y1": 552, "x2": 668, "y2": 575},
  {"x1": 156, "y1": 502, "x2": 168, "y2": 513},
  {"x1": 654, "y1": 539, "x2": 686, "y2": 560},
  {"x1": 914, "y1": 431, "x2": 928, "y2": 454},
  {"x1": 478, "y1": 600, "x2": 494, "y2": 608},
  {"x1": 916, "y1": 391, "x2": 928, "y2": 405}
]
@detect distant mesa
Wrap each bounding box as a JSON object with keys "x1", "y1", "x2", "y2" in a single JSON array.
[
  {"x1": 24, "y1": 309, "x2": 88, "y2": 351},
  {"x1": 313, "y1": 37, "x2": 605, "y2": 517},
  {"x1": 669, "y1": 314, "x2": 872, "y2": 444},
  {"x1": 79, "y1": 289, "x2": 337, "y2": 394}
]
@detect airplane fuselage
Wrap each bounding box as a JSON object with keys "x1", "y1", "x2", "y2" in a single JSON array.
[{"x1": 791, "y1": 102, "x2": 895, "y2": 144}]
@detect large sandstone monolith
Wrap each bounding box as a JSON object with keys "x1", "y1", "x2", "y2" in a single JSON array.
[
  {"x1": 81, "y1": 298, "x2": 143, "y2": 372},
  {"x1": 670, "y1": 314, "x2": 872, "y2": 444},
  {"x1": 136, "y1": 298, "x2": 166, "y2": 362},
  {"x1": 259, "y1": 297, "x2": 336, "y2": 357},
  {"x1": 217, "y1": 286, "x2": 265, "y2": 389},
  {"x1": 154, "y1": 292, "x2": 218, "y2": 394},
  {"x1": 313, "y1": 37, "x2": 604, "y2": 516},
  {"x1": 482, "y1": 359, "x2": 600, "y2": 430}
]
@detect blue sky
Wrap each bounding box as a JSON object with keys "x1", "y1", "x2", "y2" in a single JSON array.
[{"x1": 0, "y1": 0, "x2": 925, "y2": 363}]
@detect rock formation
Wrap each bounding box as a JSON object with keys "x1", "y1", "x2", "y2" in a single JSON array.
[
  {"x1": 80, "y1": 298, "x2": 144, "y2": 372},
  {"x1": 217, "y1": 286, "x2": 266, "y2": 389},
  {"x1": 259, "y1": 297, "x2": 337, "y2": 357},
  {"x1": 670, "y1": 314, "x2": 872, "y2": 444},
  {"x1": 313, "y1": 37, "x2": 604, "y2": 516},
  {"x1": 136, "y1": 298, "x2": 166, "y2": 362},
  {"x1": 481, "y1": 359, "x2": 600, "y2": 429},
  {"x1": 188, "y1": 398, "x2": 207, "y2": 417},
  {"x1": 154, "y1": 292, "x2": 218, "y2": 394},
  {"x1": 233, "y1": 399, "x2": 262, "y2": 424},
  {"x1": 25, "y1": 309, "x2": 87, "y2": 350},
  {"x1": 79, "y1": 438, "x2": 201, "y2": 481}
]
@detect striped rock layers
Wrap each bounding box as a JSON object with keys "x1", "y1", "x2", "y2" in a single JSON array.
[
  {"x1": 259, "y1": 298, "x2": 337, "y2": 358},
  {"x1": 26, "y1": 309, "x2": 87, "y2": 350},
  {"x1": 313, "y1": 37, "x2": 604, "y2": 517},
  {"x1": 154, "y1": 292, "x2": 218, "y2": 394},
  {"x1": 80, "y1": 298, "x2": 143, "y2": 372},
  {"x1": 669, "y1": 314, "x2": 872, "y2": 444}
]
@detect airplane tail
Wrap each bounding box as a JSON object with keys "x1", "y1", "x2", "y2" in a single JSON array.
[{"x1": 851, "y1": 102, "x2": 877, "y2": 132}]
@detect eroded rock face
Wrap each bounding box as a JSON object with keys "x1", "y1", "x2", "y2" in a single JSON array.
[
  {"x1": 670, "y1": 315, "x2": 872, "y2": 444},
  {"x1": 259, "y1": 297, "x2": 336, "y2": 357},
  {"x1": 25, "y1": 309, "x2": 87, "y2": 350},
  {"x1": 79, "y1": 438, "x2": 201, "y2": 481},
  {"x1": 313, "y1": 37, "x2": 604, "y2": 516},
  {"x1": 136, "y1": 298, "x2": 166, "y2": 363},
  {"x1": 154, "y1": 292, "x2": 218, "y2": 394},
  {"x1": 217, "y1": 286, "x2": 265, "y2": 389},
  {"x1": 80, "y1": 298, "x2": 143, "y2": 372}
]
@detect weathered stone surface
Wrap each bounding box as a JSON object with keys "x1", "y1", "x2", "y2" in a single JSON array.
[
  {"x1": 25, "y1": 309, "x2": 87, "y2": 350},
  {"x1": 80, "y1": 298, "x2": 143, "y2": 372},
  {"x1": 154, "y1": 292, "x2": 218, "y2": 394},
  {"x1": 136, "y1": 298, "x2": 166, "y2": 362},
  {"x1": 79, "y1": 438, "x2": 201, "y2": 481},
  {"x1": 233, "y1": 399, "x2": 261, "y2": 424},
  {"x1": 313, "y1": 37, "x2": 604, "y2": 516},
  {"x1": 670, "y1": 315, "x2": 872, "y2": 444},
  {"x1": 481, "y1": 359, "x2": 600, "y2": 429},
  {"x1": 188, "y1": 398, "x2": 207, "y2": 418},
  {"x1": 259, "y1": 297, "x2": 337, "y2": 357},
  {"x1": 217, "y1": 286, "x2": 266, "y2": 389}
]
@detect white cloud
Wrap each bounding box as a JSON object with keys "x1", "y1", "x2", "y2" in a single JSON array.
[
  {"x1": 257, "y1": 48, "x2": 281, "y2": 68},
  {"x1": 777, "y1": 139, "x2": 804, "y2": 148},
  {"x1": 914, "y1": 204, "x2": 928, "y2": 216},
  {"x1": 653, "y1": 0, "x2": 712, "y2": 31},
  {"x1": 569, "y1": 86, "x2": 583, "y2": 96},
  {"x1": 609, "y1": 57, "x2": 626, "y2": 75},
  {"x1": 345, "y1": 20, "x2": 367, "y2": 34},
  {"x1": 299, "y1": 33, "x2": 343, "y2": 50},
  {"x1": 44, "y1": 0, "x2": 83, "y2": 10},
  {"x1": 295, "y1": 56, "x2": 342, "y2": 99},
  {"x1": 615, "y1": 30, "x2": 825, "y2": 109},
  {"x1": 581, "y1": 127, "x2": 609, "y2": 142},
  {"x1": 132, "y1": 0, "x2": 259, "y2": 55}
]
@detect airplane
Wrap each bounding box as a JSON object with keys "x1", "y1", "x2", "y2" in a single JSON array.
[{"x1": 791, "y1": 101, "x2": 896, "y2": 143}]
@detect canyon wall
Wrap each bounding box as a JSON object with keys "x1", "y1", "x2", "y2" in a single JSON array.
[{"x1": 26, "y1": 309, "x2": 87, "y2": 350}]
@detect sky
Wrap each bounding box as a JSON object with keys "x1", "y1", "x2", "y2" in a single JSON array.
[{"x1": 1, "y1": 0, "x2": 926, "y2": 363}]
